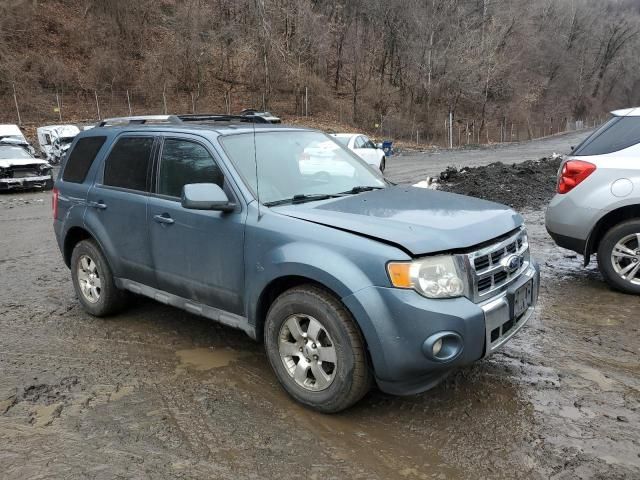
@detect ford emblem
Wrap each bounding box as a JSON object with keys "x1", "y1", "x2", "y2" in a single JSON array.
[{"x1": 501, "y1": 254, "x2": 523, "y2": 273}]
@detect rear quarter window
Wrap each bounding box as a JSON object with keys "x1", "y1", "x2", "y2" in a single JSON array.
[
  {"x1": 62, "y1": 136, "x2": 107, "y2": 183},
  {"x1": 103, "y1": 137, "x2": 154, "y2": 192},
  {"x1": 573, "y1": 116, "x2": 640, "y2": 156}
]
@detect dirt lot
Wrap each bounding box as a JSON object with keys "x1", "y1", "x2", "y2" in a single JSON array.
[
  {"x1": 386, "y1": 129, "x2": 592, "y2": 182},
  {"x1": 1, "y1": 132, "x2": 638, "y2": 479}
]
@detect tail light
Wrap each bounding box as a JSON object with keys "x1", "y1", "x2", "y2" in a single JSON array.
[
  {"x1": 557, "y1": 160, "x2": 596, "y2": 194},
  {"x1": 52, "y1": 187, "x2": 59, "y2": 220}
]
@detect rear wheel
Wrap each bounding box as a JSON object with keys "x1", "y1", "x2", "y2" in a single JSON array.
[
  {"x1": 264, "y1": 285, "x2": 372, "y2": 413},
  {"x1": 70, "y1": 239, "x2": 129, "y2": 316},
  {"x1": 597, "y1": 219, "x2": 640, "y2": 295}
]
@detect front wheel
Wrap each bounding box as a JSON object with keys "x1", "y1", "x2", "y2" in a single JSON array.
[
  {"x1": 264, "y1": 285, "x2": 372, "y2": 413},
  {"x1": 380, "y1": 157, "x2": 386, "y2": 173},
  {"x1": 597, "y1": 219, "x2": 640, "y2": 295}
]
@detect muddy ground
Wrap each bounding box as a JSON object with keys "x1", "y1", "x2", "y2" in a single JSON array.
[{"x1": 1, "y1": 140, "x2": 638, "y2": 479}]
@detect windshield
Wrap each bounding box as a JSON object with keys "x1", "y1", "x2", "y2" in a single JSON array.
[
  {"x1": 56, "y1": 137, "x2": 75, "y2": 146},
  {"x1": 0, "y1": 145, "x2": 33, "y2": 159},
  {"x1": 333, "y1": 136, "x2": 350, "y2": 146},
  {"x1": 221, "y1": 131, "x2": 386, "y2": 205}
]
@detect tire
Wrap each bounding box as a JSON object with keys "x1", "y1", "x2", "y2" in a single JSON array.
[
  {"x1": 380, "y1": 157, "x2": 386, "y2": 173},
  {"x1": 597, "y1": 219, "x2": 640, "y2": 295},
  {"x1": 70, "y1": 239, "x2": 129, "y2": 316},
  {"x1": 264, "y1": 285, "x2": 372, "y2": 413},
  {"x1": 43, "y1": 178, "x2": 54, "y2": 191}
]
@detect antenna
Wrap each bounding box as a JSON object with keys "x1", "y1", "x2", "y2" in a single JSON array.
[{"x1": 252, "y1": 120, "x2": 261, "y2": 219}]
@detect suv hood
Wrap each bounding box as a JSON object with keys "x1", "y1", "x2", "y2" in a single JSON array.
[{"x1": 272, "y1": 186, "x2": 523, "y2": 255}]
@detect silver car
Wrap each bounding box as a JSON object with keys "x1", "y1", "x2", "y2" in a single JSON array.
[{"x1": 546, "y1": 107, "x2": 640, "y2": 294}]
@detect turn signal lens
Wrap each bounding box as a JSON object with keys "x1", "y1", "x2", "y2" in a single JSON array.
[
  {"x1": 387, "y1": 262, "x2": 412, "y2": 288},
  {"x1": 557, "y1": 160, "x2": 596, "y2": 194}
]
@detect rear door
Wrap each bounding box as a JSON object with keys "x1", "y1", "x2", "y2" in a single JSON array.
[
  {"x1": 147, "y1": 135, "x2": 246, "y2": 315},
  {"x1": 85, "y1": 134, "x2": 156, "y2": 286},
  {"x1": 352, "y1": 135, "x2": 376, "y2": 166}
]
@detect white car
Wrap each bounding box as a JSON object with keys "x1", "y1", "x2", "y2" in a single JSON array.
[
  {"x1": 331, "y1": 133, "x2": 386, "y2": 172},
  {"x1": 36, "y1": 125, "x2": 80, "y2": 164},
  {"x1": 0, "y1": 144, "x2": 53, "y2": 191},
  {"x1": 0, "y1": 124, "x2": 35, "y2": 155}
]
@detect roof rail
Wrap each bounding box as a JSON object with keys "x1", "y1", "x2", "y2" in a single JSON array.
[
  {"x1": 176, "y1": 114, "x2": 269, "y2": 124},
  {"x1": 97, "y1": 113, "x2": 270, "y2": 127},
  {"x1": 97, "y1": 115, "x2": 182, "y2": 127}
]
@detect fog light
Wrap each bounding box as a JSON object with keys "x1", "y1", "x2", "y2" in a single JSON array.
[
  {"x1": 432, "y1": 338, "x2": 443, "y2": 356},
  {"x1": 422, "y1": 331, "x2": 463, "y2": 362}
]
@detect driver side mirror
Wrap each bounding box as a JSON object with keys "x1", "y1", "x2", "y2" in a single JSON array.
[{"x1": 181, "y1": 183, "x2": 236, "y2": 212}]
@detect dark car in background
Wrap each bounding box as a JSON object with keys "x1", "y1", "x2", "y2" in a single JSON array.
[{"x1": 240, "y1": 109, "x2": 281, "y2": 123}]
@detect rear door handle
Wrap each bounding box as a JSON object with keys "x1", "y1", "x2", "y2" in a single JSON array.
[
  {"x1": 88, "y1": 201, "x2": 107, "y2": 210},
  {"x1": 153, "y1": 214, "x2": 175, "y2": 225}
]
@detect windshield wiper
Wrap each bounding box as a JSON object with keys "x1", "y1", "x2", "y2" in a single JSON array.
[
  {"x1": 264, "y1": 193, "x2": 341, "y2": 207},
  {"x1": 339, "y1": 186, "x2": 385, "y2": 194}
]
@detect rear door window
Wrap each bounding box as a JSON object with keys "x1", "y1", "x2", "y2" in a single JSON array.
[
  {"x1": 573, "y1": 116, "x2": 640, "y2": 156},
  {"x1": 157, "y1": 138, "x2": 224, "y2": 198},
  {"x1": 103, "y1": 137, "x2": 154, "y2": 191},
  {"x1": 62, "y1": 136, "x2": 107, "y2": 183}
]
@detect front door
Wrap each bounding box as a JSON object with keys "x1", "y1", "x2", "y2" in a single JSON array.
[{"x1": 147, "y1": 136, "x2": 246, "y2": 315}]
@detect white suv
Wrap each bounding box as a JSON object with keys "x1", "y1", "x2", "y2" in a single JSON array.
[{"x1": 546, "y1": 107, "x2": 640, "y2": 294}]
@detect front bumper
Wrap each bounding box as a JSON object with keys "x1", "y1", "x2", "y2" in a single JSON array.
[
  {"x1": 0, "y1": 175, "x2": 51, "y2": 190},
  {"x1": 342, "y1": 261, "x2": 540, "y2": 396}
]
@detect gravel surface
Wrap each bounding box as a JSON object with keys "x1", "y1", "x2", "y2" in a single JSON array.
[
  {"x1": 385, "y1": 129, "x2": 592, "y2": 183},
  {"x1": 0, "y1": 136, "x2": 638, "y2": 478}
]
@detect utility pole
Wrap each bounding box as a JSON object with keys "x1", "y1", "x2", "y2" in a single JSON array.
[
  {"x1": 126, "y1": 90, "x2": 132, "y2": 115},
  {"x1": 162, "y1": 85, "x2": 168, "y2": 115},
  {"x1": 449, "y1": 110, "x2": 453, "y2": 148},
  {"x1": 56, "y1": 91, "x2": 62, "y2": 121},
  {"x1": 12, "y1": 83, "x2": 21, "y2": 125},
  {"x1": 94, "y1": 90, "x2": 101, "y2": 120}
]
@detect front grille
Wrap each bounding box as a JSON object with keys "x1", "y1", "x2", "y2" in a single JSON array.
[
  {"x1": 8, "y1": 164, "x2": 41, "y2": 178},
  {"x1": 466, "y1": 227, "x2": 529, "y2": 302}
]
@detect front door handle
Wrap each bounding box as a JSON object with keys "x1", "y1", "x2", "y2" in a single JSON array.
[
  {"x1": 153, "y1": 214, "x2": 175, "y2": 225},
  {"x1": 88, "y1": 201, "x2": 107, "y2": 210}
]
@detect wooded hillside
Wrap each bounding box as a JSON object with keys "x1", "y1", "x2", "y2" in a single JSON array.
[{"x1": 1, "y1": 0, "x2": 639, "y2": 143}]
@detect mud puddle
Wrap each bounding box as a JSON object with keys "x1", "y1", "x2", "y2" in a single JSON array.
[{"x1": 175, "y1": 347, "x2": 248, "y2": 372}]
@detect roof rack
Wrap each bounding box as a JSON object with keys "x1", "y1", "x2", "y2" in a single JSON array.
[
  {"x1": 97, "y1": 115, "x2": 182, "y2": 127},
  {"x1": 97, "y1": 113, "x2": 269, "y2": 127},
  {"x1": 176, "y1": 114, "x2": 269, "y2": 124}
]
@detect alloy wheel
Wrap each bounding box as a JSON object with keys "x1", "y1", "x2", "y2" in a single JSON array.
[
  {"x1": 278, "y1": 314, "x2": 337, "y2": 392},
  {"x1": 611, "y1": 233, "x2": 640, "y2": 286},
  {"x1": 77, "y1": 254, "x2": 102, "y2": 303}
]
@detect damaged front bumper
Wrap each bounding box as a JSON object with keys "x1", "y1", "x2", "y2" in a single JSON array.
[
  {"x1": 0, "y1": 175, "x2": 52, "y2": 190},
  {"x1": 341, "y1": 261, "x2": 540, "y2": 396}
]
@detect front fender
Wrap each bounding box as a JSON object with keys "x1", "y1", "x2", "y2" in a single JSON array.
[{"x1": 246, "y1": 241, "x2": 375, "y2": 324}]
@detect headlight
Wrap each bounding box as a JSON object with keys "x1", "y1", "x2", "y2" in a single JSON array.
[
  {"x1": 39, "y1": 163, "x2": 51, "y2": 171},
  {"x1": 387, "y1": 255, "x2": 466, "y2": 299}
]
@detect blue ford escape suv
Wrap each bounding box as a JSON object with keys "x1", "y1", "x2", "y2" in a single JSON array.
[{"x1": 53, "y1": 114, "x2": 539, "y2": 412}]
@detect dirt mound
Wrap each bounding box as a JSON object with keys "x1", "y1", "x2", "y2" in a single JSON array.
[{"x1": 437, "y1": 157, "x2": 562, "y2": 210}]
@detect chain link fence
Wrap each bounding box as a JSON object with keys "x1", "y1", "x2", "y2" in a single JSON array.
[{"x1": 0, "y1": 85, "x2": 601, "y2": 149}]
